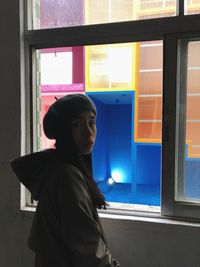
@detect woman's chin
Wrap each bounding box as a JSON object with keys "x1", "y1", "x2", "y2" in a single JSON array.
[
  {"x1": 82, "y1": 149, "x2": 92, "y2": 155},
  {"x1": 82, "y1": 146, "x2": 93, "y2": 155}
]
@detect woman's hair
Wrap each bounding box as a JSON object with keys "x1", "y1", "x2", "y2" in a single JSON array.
[{"x1": 43, "y1": 94, "x2": 107, "y2": 209}]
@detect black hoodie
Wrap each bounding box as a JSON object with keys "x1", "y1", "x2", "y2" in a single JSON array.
[{"x1": 11, "y1": 149, "x2": 113, "y2": 267}]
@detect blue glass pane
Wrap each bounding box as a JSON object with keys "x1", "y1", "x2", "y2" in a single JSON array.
[{"x1": 88, "y1": 92, "x2": 161, "y2": 206}]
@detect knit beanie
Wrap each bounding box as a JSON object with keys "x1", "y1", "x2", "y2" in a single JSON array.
[{"x1": 43, "y1": 94, "x2": 96, "y2": 140}]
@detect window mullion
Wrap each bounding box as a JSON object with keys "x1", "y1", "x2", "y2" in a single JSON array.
[
  {"x1": 26, "y1": 15, "x2": 200, "y2": 49},
  {"x1": 174, "y1": 35, "x2": 200, "y2": 220},
  {"x1": 161, "y1": 34, "x2": 178, "y2": 217},
  {"x1": 177, "y1": 0, "x2": 184, "y2": 16},
  {"x1": 162, "y1": 32, "x2": 200, "y2": 220},
  {"x1": 175, "y1": 40, "x2": 188, "y2": 201}
]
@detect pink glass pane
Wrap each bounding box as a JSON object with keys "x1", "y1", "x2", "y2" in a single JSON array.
[
  {"x1": 36, "y1": 46, "x2": 85, "y2": 149},
  {"x1": 40, "y1": 0, "x2": 84, "y2": 29}
]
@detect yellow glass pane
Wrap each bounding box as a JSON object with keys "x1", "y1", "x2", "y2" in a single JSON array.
[
  {"x1": 86, "y1": 43, "x2": 136, "y2": 92},
  {"x1": 137, "y1": 0, "x2": 176, "y2": 20},
  {"x1": 185, "y1": 0, "x2": 200, "y2": 15},
  {"x1": 111, "y1": 0, "x2": 135, "y2": 22},
  {"x1": 86, "y1": 0, "x2": 109, "y2": 24}
]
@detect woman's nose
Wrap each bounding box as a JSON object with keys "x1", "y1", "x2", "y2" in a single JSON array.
[{"x1": 85, "y1": 123, "x2": 93, "y2": 135}]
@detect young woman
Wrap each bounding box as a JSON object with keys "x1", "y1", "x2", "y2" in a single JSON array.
[{"x1": 11, "y1": 94, "x2": 120, "y2": 267}]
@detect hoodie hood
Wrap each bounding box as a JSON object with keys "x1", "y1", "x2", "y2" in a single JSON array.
[{"x1": 10, "y1": 149, "x2": 58, "y2": 201}]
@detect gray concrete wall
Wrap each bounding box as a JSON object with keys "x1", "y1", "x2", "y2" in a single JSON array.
[
  {"x1": 1, "y1": 1, "x2": 200, "y2": 267},
  {"x1": 101, "y1": 217, "x2": 200, "y2": 267}
]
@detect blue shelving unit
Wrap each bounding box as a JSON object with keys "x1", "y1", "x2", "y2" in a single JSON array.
[{"x1": 87, "y1": 91, "x2": 161, "y2": 206}]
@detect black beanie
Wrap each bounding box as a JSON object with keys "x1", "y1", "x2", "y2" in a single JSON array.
[{"x1": 43, "y1": 94, "x2": 96, "y2": 140}]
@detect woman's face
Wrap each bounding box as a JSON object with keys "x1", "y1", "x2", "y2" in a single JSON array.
[{"x1": 72, "y1": 111, "x2": 97, "y2": 155}]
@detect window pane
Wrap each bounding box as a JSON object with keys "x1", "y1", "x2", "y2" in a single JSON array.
[
  {"x1": 185, "y1": 0, "x2": 200, "y2": 15},
  {"x1": 34, "y1": 41, "x2": 162, "y2": 207},
  {"x1": 34, "y1": 47, "x2": 84, "y2": 150},
  {"x1": 41, "y1": 50, "x2": 72, "y2": 85},
  {"x1": 86, "y1": 44, "x2": 135, "y2": 91},
  {"x1": 32, "y1": 0, "x2": 177, "y2": 29},
  {"x1": 176, "y1": 40, "x2": 200, "y2": 203},
  {"x1": 136, "y1": 41, "x2": 163, "y2": 142}
]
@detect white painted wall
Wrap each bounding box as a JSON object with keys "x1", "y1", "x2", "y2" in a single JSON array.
[{"x1": 1, "y1": 1, "x2": 200, "y2": 267}]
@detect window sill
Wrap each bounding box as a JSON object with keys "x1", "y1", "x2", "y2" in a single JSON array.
[
  {"x1": 97, "y1": 202, "x2": 200, "y2": 227},
  {"x1": 21, "y1": 203, "x2": 200, "y2": 227}
]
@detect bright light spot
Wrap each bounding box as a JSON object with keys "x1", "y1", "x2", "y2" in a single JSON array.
[
  {"x1": 107, "y1": 177, "x2": 115, "y2": 185},
  {"x1": 101, "y1": 46, "x2": 132, "y2": 84},
  {"x1": 109, "y1": 47, "x2": 132, "y2": 83},
  {"x1": 41, "y1": 52, "x2": 72, "y2": 85},
  {"x1": 111, "y1": 169, "x2": 124, "y2": 183}
]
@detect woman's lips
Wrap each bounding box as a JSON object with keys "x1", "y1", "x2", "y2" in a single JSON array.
[
  {"x1": 84, "y1": 141, "x2": 94, "y2": 147},
  {"x1": 84, "y1": 142, "x2": 94, "y2": 146}
]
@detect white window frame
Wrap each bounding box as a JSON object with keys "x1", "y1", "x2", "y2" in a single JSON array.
[{"x1": 21, "y1": 0, "x2": 200, "y2": 220}]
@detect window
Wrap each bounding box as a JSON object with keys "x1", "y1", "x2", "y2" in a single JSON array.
[
  {"x1": 32, "y1": 41, "x2": 162, "y2": 208},
  {"x1": 161, "y1": 34, "x2": 200, "y2": 220},
  {"x1": 185, "y1": 0, "x2": 200, "y2": 15},
  {"x1": 32, "y1": 0, "x2": 177, "y2": 29},
  {"x1": 23, "y1": 0, "x2": 200, "y2": 219},
  {"x1": 175, "y1": 39, "x2": 200, "y2": 207}
]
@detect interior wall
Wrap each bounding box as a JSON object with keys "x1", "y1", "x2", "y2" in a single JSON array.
[
  {"x1": 101, "y1": 217, "x2": 200, "y2": 267},
  {"x1": 0, "y1": 1, "x2": 32, "y2": 266},
  {"x1": 1, "y1": 1, "x2": 200, "y2": 267}
]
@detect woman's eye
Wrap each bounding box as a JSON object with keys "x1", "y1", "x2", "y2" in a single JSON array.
[
  {"x1": 89, "y1": 119, "x2": 96, "y2": 126},
  {"x1": 72, "y1": 121, "x2": 81, "y2": 128}
]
